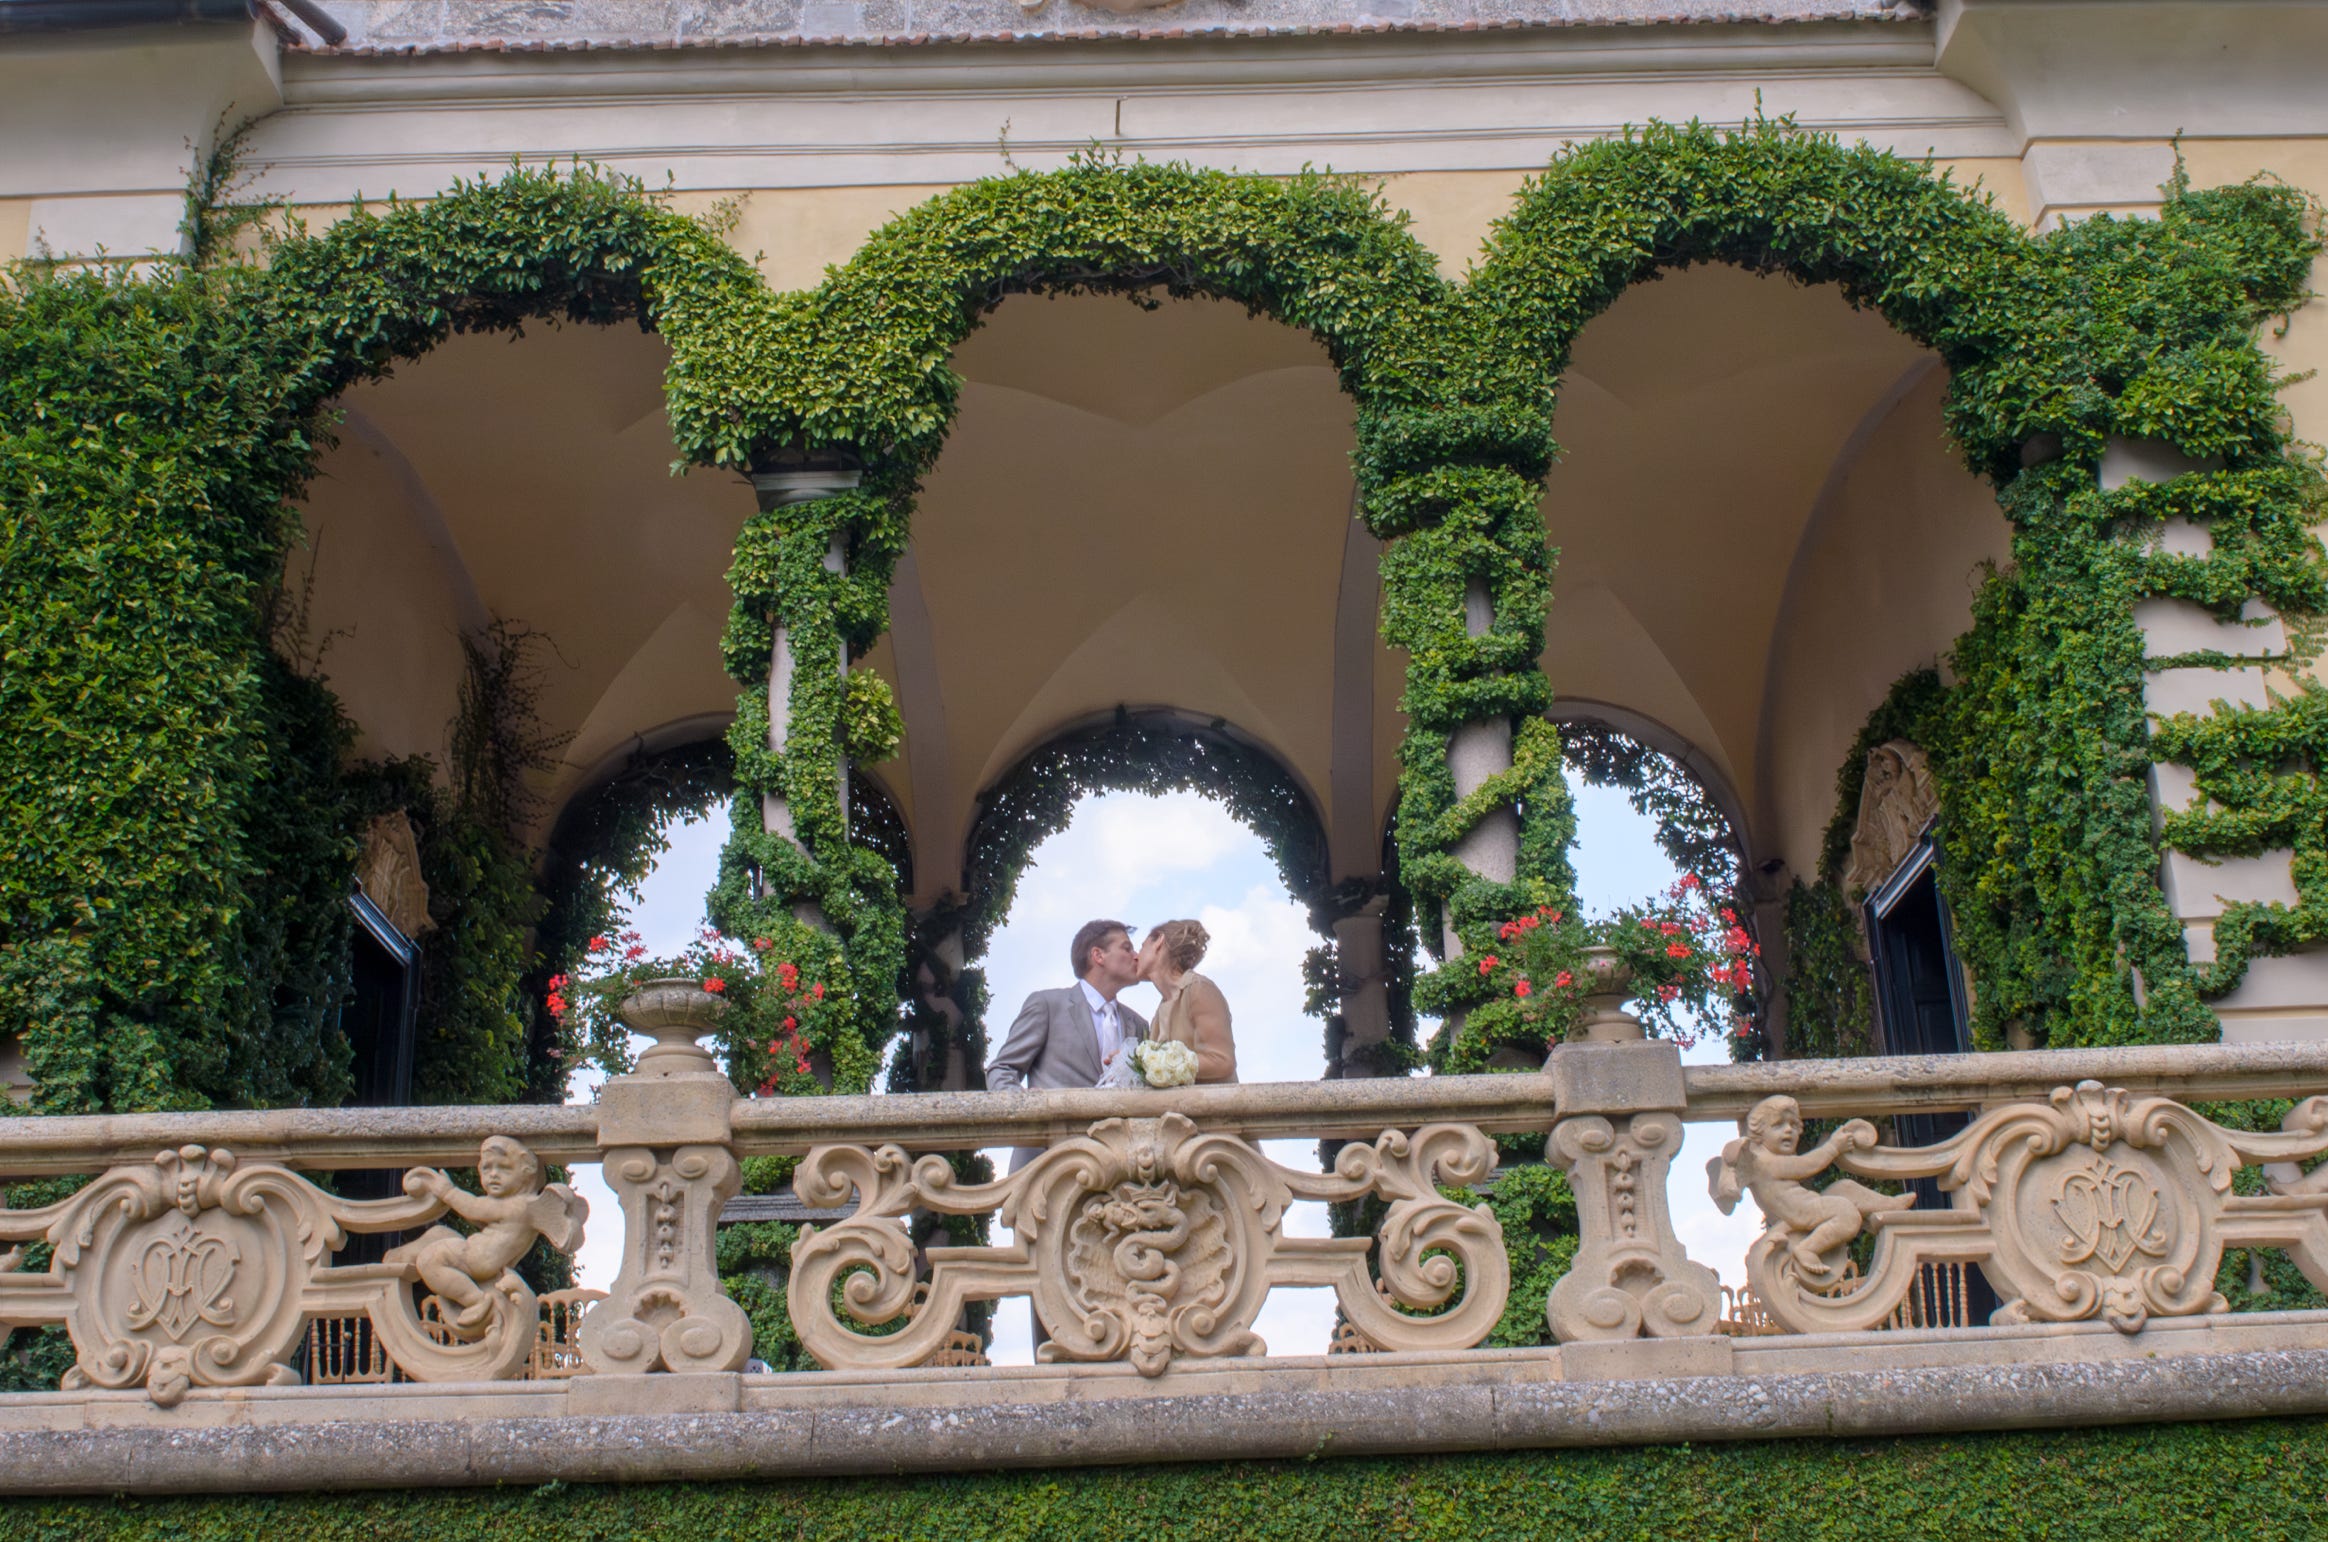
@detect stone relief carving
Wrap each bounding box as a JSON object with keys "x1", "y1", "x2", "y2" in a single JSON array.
[
  {"x1": 0, "y1": 1138, "x2": 582, "y2": 1404},
  {"x1": 1708, "y1": 1095, "x2": 1917, "y2": 1287},
  {"x1": 355, "y1": 810, "x2": 434, "y2": 939},
  {"x1": 790, "y1": 1114, "x2": 1504, "y2": 1376},
  {"x1": 1710, "y1": 1083, "x2": 2328, "y2": 1335},
  {"x1": 385, "y1": 1138, "x2": 585, "y2": 1333},
  {"x1": 1842, "y1": 739, "x2": 1938, "y2": 896}
]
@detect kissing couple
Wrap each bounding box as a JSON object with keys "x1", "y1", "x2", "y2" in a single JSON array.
[{"x1": 986, "y1": 918, "x2": 1238, "y2": 1154}]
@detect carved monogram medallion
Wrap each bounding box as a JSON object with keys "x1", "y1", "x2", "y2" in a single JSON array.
[
  {"x1": 1717, "y1": 1082, "x2": 2328, "y2": 1337},
  {"x1": 792, "y1": 1116, "x2": 1506, "y2": 1376}
]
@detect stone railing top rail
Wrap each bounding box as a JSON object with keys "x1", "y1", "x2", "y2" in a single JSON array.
[{"x1": 3, "y1": 1041, "x2": 2322, "y2": 1178}]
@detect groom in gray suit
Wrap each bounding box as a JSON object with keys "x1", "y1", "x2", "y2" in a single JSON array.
[{"x1": 987, "y1": 917, "x2": 1148, "y2": 1171}]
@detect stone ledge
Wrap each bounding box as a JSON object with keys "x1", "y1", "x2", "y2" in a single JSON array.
[{"x1": 3, "y1": 1319, "x2": 2326, "y2": 1495}]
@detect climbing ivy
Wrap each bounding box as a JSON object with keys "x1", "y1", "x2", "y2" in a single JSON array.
[{"x1": 4, "y1": 118, "x2": 2323, "y2": 1145}]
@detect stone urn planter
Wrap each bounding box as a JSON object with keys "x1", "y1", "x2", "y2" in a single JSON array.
[
  {"x1": 1571, "y1": 946, "x2": 1647, "y2": 1045},
  {"x1": 617, "y1": 977, "x2": 728, "y2": 1077}
]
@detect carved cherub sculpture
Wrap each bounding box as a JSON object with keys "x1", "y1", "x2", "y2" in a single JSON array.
[
  {"x1": 1709, "y1": 1095, "x2": 1917, "y2": 1285},
  {"x1": 384, "y1": 1137, "x2": 586, "y2": 1333}
]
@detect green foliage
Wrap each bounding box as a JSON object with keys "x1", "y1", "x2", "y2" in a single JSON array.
[
  {"x1": 1782, "y1": 878, "x2": 1879, "y2": 1061},
  {"x1": 1474, "y1": 1160, "x2": 1577, "y2": 1348},
  {"x1": 0, "y1": 162, "x2": 757, "y2": 1116},
  {"x1": 6, "y1": 114, "x2": 2324, "y2": 1133},
  {"x1": 8, "y1": 1417, "x2": 2328, "y2": 1539}
]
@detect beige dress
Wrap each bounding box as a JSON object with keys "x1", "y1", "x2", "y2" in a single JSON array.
[{"x1": 1149, "y1": 971, "x2": 1237, "y2": 1084}]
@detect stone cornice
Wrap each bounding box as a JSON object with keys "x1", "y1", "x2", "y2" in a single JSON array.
[{"x1": 245, "y1": 20, "x2": 2016, "y2": 197}]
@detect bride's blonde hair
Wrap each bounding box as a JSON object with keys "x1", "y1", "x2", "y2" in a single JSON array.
[{"x1": 1150, "y1": 918, "x2": 1210, "y2": 973}]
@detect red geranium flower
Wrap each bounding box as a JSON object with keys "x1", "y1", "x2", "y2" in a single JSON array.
[
  {"x1": 703, "y1": 976, "x2": 726, "y2": 994},
  {"x1": 1478, "y1": 955, "x2": 1500, "y2": 976},
  {"x1": 1514, "y1": 979, "x2": 1532, "y2": 998},
  {"x1": 1666, "y1": 942, "x2": 1690, "y2": 959},
  {"x1": 1554, "y1": 971, "x2": 1573, "y2": 988},
  {"x1": 753, "y1": 937, "x2": 774, "y2": 952},
  {"x1": 586, "y1": 936, "x2": 609, "y2": 953},
  {"x1": 810, "y1": 983, "x2": 824, "y2": 1000}
]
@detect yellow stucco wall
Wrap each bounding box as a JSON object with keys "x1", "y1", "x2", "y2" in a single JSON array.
[
  {"x1": 262, "y1": 149, "x2": 2035, "y2": 298},
  {"x1": 0, "y1": 198, "x2": 27, "y2": 263},
  {"x1": 1758, "y1": 365, "x2": 2013, "y2": 879},
  {"x1": 2179, "y1": 141, "x2": 2328, "y2": 480}
]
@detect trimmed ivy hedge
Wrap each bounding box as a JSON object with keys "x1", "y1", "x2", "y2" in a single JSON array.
[{"x1": 3, "y1": 1417, "x2": 2325, "y2": 1540}]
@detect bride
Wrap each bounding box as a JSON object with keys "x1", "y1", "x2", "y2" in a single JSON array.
[{"x1": 1138, "y1": 919, "x2": 1238, "y2": 1084}]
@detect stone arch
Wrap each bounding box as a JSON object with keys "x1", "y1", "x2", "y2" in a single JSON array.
[
  {"x1": 782, "y1": 161, "x2": 1452, "y2": 477},
  {"x1": 895, "y1": 707, "x2": 1333, "y2": 1093},
  {"x1": 1467, "y1": 121, "x2": 2028, "y2": 462}
]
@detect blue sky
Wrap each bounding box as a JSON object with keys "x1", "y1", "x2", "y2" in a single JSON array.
[{"x1": 567, "y1": 781, "x2": 1765, "y2": 1360}]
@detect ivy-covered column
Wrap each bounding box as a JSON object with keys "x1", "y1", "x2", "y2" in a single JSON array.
[
  {"x1": 747, "y1": 463, "x2": 859, "y2": 889},
  {"x1": 1446, "y1": 579, "x2": 1523, "y2": 948},
  {"x1": 714, "y1": 457, "x2": 907, "y2": 1099},
  {"x1": 1367, "y1": 406, "x2": 1577, "y2": 1039}
]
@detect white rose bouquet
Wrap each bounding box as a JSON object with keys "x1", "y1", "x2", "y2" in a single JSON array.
[{"x1": 1132, "y1": 1038, "x2": 1199, "y2": 1090}]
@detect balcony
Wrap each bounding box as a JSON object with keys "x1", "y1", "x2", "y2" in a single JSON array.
[{"x1": 3, "y1": 1029, "x2": 2325, "y2": 1496}]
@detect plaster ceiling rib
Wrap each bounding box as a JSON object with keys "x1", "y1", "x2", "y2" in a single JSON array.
[
  {"x1": 885, "y1": 545, "x2": 954, "y2": 909},
  {"x1": 334, "y1": 401, "x2": 492, "y2": 641},
  {"x1": 1746, "y1": 352, "x2": 1944, "y2": 861},
  {"x1": 1328, "y1": 482, "x2": 1383, "y2": 883}
]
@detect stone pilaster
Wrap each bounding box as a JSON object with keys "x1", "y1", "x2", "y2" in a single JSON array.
[
  {"x1": 1543, "y1": 1036, "x2": 1723, "y2": 1343},
  {"x1": 579, "y1": 987, "x2": 753, "y2": 1375},
  {"x1": 2110, "y1": 436, "x2": 2328, "y2": 1041}
]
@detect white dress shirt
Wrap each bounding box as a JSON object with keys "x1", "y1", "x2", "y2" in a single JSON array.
[{"x1": 1078, "y1": 978, "x2": 1121, "y2": 1069}]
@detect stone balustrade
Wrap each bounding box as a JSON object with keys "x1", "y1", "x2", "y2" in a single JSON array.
[{"x1": 3, "y1": 1033, "x2": 2328, "y2": 1493}]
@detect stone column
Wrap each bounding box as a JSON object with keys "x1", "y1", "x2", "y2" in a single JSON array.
[
  {"x1": 750, "y1": 465, "x2": 859, "y2": 928},
  {"x1": 578, "y1": 984, "x2": 752, "y2": 1401},
  {"x1": 2108, "y1": 436, "x2": 2328, "y2": 1042},
  {"x1": 1326, "y1": 902, "x2": 1396, "y2": 1078},
  {"x1": 910, "y1": 915, "x2": 976, "y2": 1092},
  {"x1": 1444, "y1": 577, "x2": 1520, "y2": 955}
]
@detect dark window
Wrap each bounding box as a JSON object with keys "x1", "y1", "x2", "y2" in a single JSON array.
[
  {"x1": 335, "y1": 890, "x2": 420, "y2": 1263},
  {"x1": 1865, "y1": 837, "x2": 1970, "y2": 1071},
  {"x1": 1863, "y1": 833, "x2": 1996, "y2": 1325},
  {"x1": 344, "y1": 890, "x2": 419, "y2": 1108}
]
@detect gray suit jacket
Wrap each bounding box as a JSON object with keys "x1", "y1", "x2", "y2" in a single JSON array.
[{"x1": 985, "y1": 984, "x2": 1148, "y2": 1094}]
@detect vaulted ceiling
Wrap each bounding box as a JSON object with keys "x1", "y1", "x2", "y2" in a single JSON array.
[{"x1": 290, "y1": 268, "x2": 2005, "y2": 908}]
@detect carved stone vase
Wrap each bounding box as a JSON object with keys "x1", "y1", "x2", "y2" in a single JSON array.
[
  {"x1": 618, "y1": 977, "x2": 727, "y2": 1075},
  {"x1": 1572, "y1": 947, "x2": 1646, "y2": 1045}
]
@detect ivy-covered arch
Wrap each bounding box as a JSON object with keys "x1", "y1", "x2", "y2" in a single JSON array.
[
  {"x1": 704, "y1": 156, "x2": 1576, "y2": 1100},
  {"x1": 888, "y1": 708, "x2": 1336, "y2": 1093},
  {"x1": 0, "y1": 166, "x2": 768, "y2": 1116},
  {"x1": 9, "y1": 116, "x2": 2324, "y2": 1136},
  {"x1": 1440, "y1": 119, "x2": 2328, "y2": 1050}
]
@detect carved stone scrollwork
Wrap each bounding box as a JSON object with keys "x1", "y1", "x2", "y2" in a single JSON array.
[
  {"x1": 577, "y1": 1145, "x2": 752, "y2": 1374},
  {"x1": 1711, "y1": 1084, "x2": 2328, "y2": 1336},
  {"x1": 1547, "y1": 1112, "x2": 1723, "y2": 1341},
  {"x1": 0, "y1": 1138, "x2": 581, "y2": 1404},
  {"x1": 791, "y1": 1114, "x2": 1505, "y2": 1377}
]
